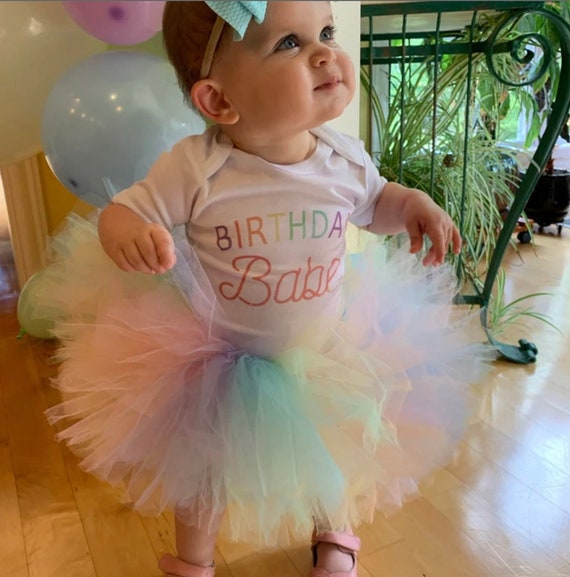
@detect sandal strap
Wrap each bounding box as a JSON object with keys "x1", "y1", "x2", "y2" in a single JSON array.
[
  {"x1": 159, "y1": 554, "x2": 215, "y2": 577},
  {"x1": 311, "y1": 531, "x2": 361, "y2": 554}
]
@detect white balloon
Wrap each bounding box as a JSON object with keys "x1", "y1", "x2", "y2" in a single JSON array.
[
  {"x1": 42, "y1": 51, "x2": 206, "y2": 208},
  {"x1": 0, "y1": 1, "x2": 106, "y2": 166}
]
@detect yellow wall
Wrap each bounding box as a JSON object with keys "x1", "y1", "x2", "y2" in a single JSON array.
[{"x1": 37, "y1": 153, "x2": 95, "y2": 234}]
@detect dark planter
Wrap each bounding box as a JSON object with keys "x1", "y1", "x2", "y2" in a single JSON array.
[{"x1": 524, "y1": 169, "x2": 570, "y2": 234}]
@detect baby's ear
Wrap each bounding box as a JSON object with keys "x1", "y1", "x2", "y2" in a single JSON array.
[{"x1": 190, "y1": 79, "x2": 239, "y2": 125}]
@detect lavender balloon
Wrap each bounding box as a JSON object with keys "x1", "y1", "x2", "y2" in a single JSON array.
[
  {"x1": 63, "y1": 1, "x2": 165, "y2": 45},
  {"x1": 42, "y1": 51, "x2": 205, "y2": 207}
]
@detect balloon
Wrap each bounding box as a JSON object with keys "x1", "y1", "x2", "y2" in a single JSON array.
[
  {"x1": 42, "y1": 51, "x2": 205, "y2": 208},
  {"x1": 0, "y1": 2, "x2": 106, "y2": 167},
  {"x1": 17, "y1": 271, "x2": 62, "y2": 339},
  {"x1": 108, "y1": 29, "x2": 167, "y2": 59},
  {"x1": 62, "y1": 1, "x2": 165, "y2": 45}
]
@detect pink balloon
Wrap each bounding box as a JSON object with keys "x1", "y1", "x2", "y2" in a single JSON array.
[{"x1": 62, "y1": 1, "x2": 165, "y2": 45}]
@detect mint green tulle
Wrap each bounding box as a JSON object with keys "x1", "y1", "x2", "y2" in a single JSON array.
[
  {"x1": 220, "y1": 354, "x2": 346, "y2": 542},
  {"x1": 41, "y1": 214, "x2": 493, "y2": 547}
]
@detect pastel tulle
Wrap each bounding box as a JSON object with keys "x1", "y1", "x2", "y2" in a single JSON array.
[{"x1": 39, "y1": 214, "x2": 492, "y2": 547}]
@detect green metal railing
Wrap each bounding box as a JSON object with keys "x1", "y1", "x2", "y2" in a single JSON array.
[{"x1": 360, "y1": 1, "x2": 570, "y2": 364}]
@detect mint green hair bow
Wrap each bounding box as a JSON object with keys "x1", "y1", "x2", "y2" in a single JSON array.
[
  {"x1": 201, "y1": 1, "x2": 267, "y2": 78},
  {"x1": 205, "y1": 1, "x2": 267, "y2": 40}
]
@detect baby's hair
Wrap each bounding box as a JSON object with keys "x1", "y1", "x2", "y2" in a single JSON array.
[{"x1": 162, "y1": 2, "x2": 223, "y2": 106}]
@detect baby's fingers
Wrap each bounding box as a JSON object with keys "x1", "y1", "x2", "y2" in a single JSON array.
[
  {"x1": 129, "y1": 226, "x2": 175, "y2": 274},
  {"x1": 149, "y1": 227, "x2": 176, "y2": 272},
  {"x1": 423, "y1": 224, "x2": 462, "y2": 266},
  {"x1": 423, "y1": 229, "x2": 447, "y2": 265},
  {"x1": 422, "y1": 246, "x2": 441, "y2": 267},
  {"x1": 112, "y1": 248, "x2": 140, "y2": 273},
  {"x1": 451, "y1": 225, "x2": 462, "y2": 254},
  {"x1": 121, "y1": 239, "x2": 159, "y2": 274}
]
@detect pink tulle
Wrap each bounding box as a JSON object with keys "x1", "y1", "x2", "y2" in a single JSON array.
[{"x1": 39, "y1": 215, "x2": 492, "y2": 546}]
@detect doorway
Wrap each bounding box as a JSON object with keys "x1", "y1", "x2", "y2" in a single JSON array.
[
  {"x1": 0, "y1": 174, "x2": 18, "y2": 303},
  {"x1": 0, "y1": 156, "x2": 49, "y2": 291}
]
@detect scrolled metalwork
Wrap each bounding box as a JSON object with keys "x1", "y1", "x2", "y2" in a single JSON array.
[
  {"x1": 480, "y1": 5, "x2": 570, "y2": 363},
  {"x1": 484, "y1": 9, "x2": 558, "y2": 87}
]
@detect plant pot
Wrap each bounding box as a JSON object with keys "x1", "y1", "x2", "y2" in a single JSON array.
[{"x1": 524, "y1": 169, "x2": 570, "y2": 232}]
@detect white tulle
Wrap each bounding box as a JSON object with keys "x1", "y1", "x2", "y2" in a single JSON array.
[{"x1": 37, "y1": 214, "x2": 493, "y2": 546}]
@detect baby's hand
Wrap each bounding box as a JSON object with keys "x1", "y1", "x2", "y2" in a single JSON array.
[
  {"x1": 405, "y1": 195, "x2": 462, "y2": 266},
  {"x1": 110, "y1": 223, "x2": 176, "y2": 274},
  {"x1": 98, "y1": 204, "x2": 176, "y2": 274}
]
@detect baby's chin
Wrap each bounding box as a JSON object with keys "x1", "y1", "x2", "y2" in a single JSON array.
[{"x1": 319, "y1": 102, "x2": 352, "y2": 125}]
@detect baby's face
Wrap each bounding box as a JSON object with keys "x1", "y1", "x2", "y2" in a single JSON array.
[{"x1": 211, "y1": 1, "x2": 355, "y2": 139}]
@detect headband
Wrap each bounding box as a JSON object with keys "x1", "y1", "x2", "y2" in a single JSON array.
[{"x1": 201, "y1": 1, "x2": 267, "y2": 78}]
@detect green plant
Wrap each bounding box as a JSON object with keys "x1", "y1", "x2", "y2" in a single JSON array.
[
  {"x1": 507, "y1": 2, "x2": 570, "y2": 149},
  {"x1": 361, "y1": 57, "x2": 521, "y2": 293},
  {"x1": 476, "y1": 3, "x2": 570, "y2": 167},
  {"x1": 360, "y1": 2, "x2": 570, "y2": 360},
  {"x1": 487, "y1": 267, "x2": 560, "y2": 338}
]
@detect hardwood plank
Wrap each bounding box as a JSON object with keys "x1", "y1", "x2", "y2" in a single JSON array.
[
  {"x1": 449, "y1": 440, "x2": 570, "y2": 564},
  {"x1": 0, "y1": 354, "x2": 29, "y2": 577},
  {"x1": 34, "y1": 346, "x2": 162, "y2": 577},
  {"x1": 3, "y1": 336, "x2": 96, "y2": 577},
  {"x1": 361, "y1": 498, "x2": 496, "y2": 577},
  {"x1": 229, "y1": 548, "x2": 301, "y2": 577},
  {"x1": 476, "y1": 390, "x2": 570, "y2": 474},
  {"x1": 464, "y1": 420, "x2": 570, "y2": 514},
  {"x1": 428, "y1": 485, "x2": 570, "y2": 576},
  {"x1": 2, "y1": 232, "x2": 570, "y2": 576},
  {"x1": 0, "y1": 242, "x2": 27, "y2": 575}
]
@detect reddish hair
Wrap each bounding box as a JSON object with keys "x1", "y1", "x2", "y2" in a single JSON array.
[{"x1": 162, "y1": 2, "x2": 220, "y2": 104}]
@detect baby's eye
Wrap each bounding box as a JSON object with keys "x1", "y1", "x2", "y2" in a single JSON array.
[
  {"x1": 320, "y1": 26, "x2": 336, "y2": 42},
  {"x1": 277, "y1": 35, "x2": 299, "y2": 51}
]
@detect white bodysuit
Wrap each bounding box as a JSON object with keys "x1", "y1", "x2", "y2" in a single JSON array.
[{"x1": 113, "y1": 124, "x2": 387, "y2": 354}]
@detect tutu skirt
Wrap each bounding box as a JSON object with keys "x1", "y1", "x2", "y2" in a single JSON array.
[{"x1": 39, "y1": 214, "x2": 491, "y2": 547}]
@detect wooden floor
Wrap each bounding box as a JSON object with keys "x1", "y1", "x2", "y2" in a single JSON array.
[{"x1": 1, "y1": 228, "x2": 570, "y2": 577}]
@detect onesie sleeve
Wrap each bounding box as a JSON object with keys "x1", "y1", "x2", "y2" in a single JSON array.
[
  {"x1": 111, "y1": 137, "x2": 203, "y2": 230},
  {"x1": 349, "y1": 145, "x2": 388, "y2": 228}
]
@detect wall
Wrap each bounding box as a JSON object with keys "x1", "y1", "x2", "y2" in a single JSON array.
[
  {"x1": 38, "y1": 154, "x2": 94, "y2": 234},
  {"x1": 330, "y1": 1, "x2": 361, "y2": 138},
  {"x1": 0, "y1": 175, "x2": 9, "y2": 239}
]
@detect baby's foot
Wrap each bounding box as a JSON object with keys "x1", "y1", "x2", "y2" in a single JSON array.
[
  {"x1": 309, "y1": 531, "x2": 360, "y2": 577},
  {"x1": 314, "y1": 542, "x2": 355, "y2": 573}
]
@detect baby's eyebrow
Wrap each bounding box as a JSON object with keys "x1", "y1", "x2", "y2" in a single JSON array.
[
  {"x1": 244, "y1": 28, "x2": 296, "y2": 53},
  {"x1": 246, "y1": 15, "x2": 335, "y2": 49}
]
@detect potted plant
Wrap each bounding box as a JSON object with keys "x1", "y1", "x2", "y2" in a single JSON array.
[
  {"x1": 524, "y1": 149, "x2": 570, "y2": 234},
  {"x1": 360, "y1": 29, "x2": 521, "y2": 294},
  {"x1": 502, "y1": 3, "x2": 570, "y2": 235},
  {"x1": 359, "y1": 1, "x2": 570, "y2": 361}
]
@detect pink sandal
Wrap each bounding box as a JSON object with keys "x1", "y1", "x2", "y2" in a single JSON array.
[
  {"x1": 159, "y1": 554, "x2": 215, "y2": 577},
  {"x1": 308, "y1": 531, "x2": 361, "y2": 577}
]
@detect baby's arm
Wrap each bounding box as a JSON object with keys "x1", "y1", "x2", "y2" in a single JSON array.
[
  {"x1": 367, "y1": 182, "x2": 462, "y2": 266},
  {"x1": 98, "y1": 204, "x2": 176, "y2": 274}
]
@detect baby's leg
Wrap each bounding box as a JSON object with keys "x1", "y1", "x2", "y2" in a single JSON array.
[
  {"x1": 159, "y1": 509, "x2": 223, "y2": 576},
  {"x1": 175, "y1": 510, "x2": 223, "y2": 566}
]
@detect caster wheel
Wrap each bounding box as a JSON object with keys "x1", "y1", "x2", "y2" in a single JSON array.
[{"x1": 517, "y1": 230, "x2": 531, "y2": 244}]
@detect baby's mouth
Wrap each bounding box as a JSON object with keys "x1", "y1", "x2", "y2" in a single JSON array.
[{"x1": 315, "y1": 76, "x2": 341, "y2": 90}]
